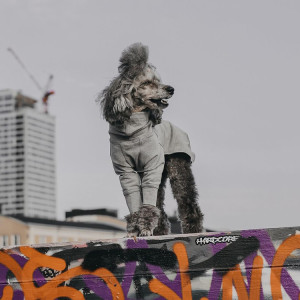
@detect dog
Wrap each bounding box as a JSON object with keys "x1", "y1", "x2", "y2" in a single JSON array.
[{"x1": 99, "y1": 43, "x2": 203, "y2": 236}]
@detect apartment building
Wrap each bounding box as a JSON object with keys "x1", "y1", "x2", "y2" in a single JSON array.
[{"x1": 0, "y1": 89, "x2": 56, "y2": 219}]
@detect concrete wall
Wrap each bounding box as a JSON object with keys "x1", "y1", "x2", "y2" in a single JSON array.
[{"x1": 0, "y1": 226, "x2": 299, "y2": 299}]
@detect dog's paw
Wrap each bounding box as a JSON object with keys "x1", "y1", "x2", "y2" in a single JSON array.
[
  {"x1": 127, "y1": 231, "x2": 139, "y2": 238},
  {"x1": 139, "y1": 229, "x2": 153, "y2": 237}
]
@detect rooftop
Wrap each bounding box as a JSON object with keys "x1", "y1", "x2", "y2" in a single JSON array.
[{"x1": 8, "y1": 214, "x2": 126, "y2": 232}]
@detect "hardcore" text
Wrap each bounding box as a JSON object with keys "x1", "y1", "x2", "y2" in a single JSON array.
[{"x1": 195, "y1": 235, "x2": 240, "y2": 246}]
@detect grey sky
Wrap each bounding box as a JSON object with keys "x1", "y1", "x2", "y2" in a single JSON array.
[{"x1": 1, "y1": 1, "x2": 299, "y2": 230}]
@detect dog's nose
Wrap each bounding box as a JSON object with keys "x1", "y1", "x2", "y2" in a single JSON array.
[{"x1": 165, "y1": 85, "x2": 175, "y2": 95}]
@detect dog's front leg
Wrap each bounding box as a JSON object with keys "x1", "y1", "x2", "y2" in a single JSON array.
[
  {"x1": 125, "y1": 212, "x2": 140, "y2": 237},
  {"x1": 136, "y1": 205, "x2": 160, "y2": 237}
]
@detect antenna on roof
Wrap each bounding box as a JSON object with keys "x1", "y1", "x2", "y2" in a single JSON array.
[{"x1": 7, "y1": 47, "x2": 55, "y2": 114}]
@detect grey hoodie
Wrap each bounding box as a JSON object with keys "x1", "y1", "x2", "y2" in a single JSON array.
[
  {"x1": 108, "y1": 111, "x2": 195, "y2": 213},
  {"x1": 109, "y1": 112, "x2": 164, "y2": 212},
  {"x1": 109, "y1": 111, "x2": 152, "y2": 139},
  {"x1": 109, "y1": 111, "x2": 164, "y2": 174}
]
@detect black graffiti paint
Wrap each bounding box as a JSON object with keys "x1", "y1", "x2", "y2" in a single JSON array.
[
  {"x1": 81, "y1": 247, "x2": 177, "y2": 272},
  {"x1": 50, "y1": 243, "x2": 120, "y2": 272},
  {"x1": 190, "y1": 236, "x2": 260, "y2": 277},
  {"x1": 146, "y1": 236, "x2": 191, "y2": 245},
  {"x1": 40, "y1": 268, "x2": 60, "y2": 278}
]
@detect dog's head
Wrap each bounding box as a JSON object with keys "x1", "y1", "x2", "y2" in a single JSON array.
[
  {"x1": 100, "y1": 43, "x2": 174, "y2": 126},
  {"x1": 131, "y1": 64, "x2": 174, "y2": 109}
]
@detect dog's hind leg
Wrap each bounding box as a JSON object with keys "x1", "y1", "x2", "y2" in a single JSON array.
[
  {"x1": 153, "y1": 167, "x2": 171, "y2": 236},
  {"x1": 166, "y1": 154, "x2": 204, "y2": 233}
]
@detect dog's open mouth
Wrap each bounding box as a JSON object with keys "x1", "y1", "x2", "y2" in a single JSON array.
[{"x1": 150, "y1": 98, "x2": 169, "y2": 107}]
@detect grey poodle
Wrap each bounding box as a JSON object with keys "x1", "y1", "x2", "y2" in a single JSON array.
[{"x1": 99, "y1": 43, "x2": 204, "y2": 236}]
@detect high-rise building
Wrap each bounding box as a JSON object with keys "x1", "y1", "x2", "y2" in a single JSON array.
[{"x1": 0, "y1": 89, "x2": 56, "y2": 219}]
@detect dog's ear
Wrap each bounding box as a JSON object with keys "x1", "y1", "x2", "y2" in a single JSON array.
[
  {"x1": 118, "y1": 43, "x2": 149, "y2": 78},
  {"x1": 99, "y1": 77, "x2": 133, "y2": 127},
  {"x1": 113, "y1": 94, "x2": 132, "y2": 114}
]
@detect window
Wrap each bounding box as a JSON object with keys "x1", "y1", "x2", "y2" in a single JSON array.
[
  {"x1": 1, "y1": 235, "x2": 9, "y2": 247},
  {"x1": 10, "y1": 234, "x2": 21, "y2": 246}
]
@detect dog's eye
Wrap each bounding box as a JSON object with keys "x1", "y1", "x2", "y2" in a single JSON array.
[{"x1": 141, "y1": 80, "x2": 152, "y2": 86}]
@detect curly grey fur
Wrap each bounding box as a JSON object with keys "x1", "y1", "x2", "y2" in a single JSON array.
[
  {"x1": 166, "y1": 154, "x2": 204, "y2": 233},
  {"x1": 118, "y1": 43, "x2": 149, "y2": 79},
  {"x1": 136, "y1": 205, "x2": 160, "y2": 236},
  {"x1": 125, "y1": 212, "x2": 139, "y2": 237},
  {"x1": 154, "y1": 169, "x2": 171, "y2": 236},
  {"x1": 98, "y1": 43, "x2": 151, "y2": 127},
  {"x1": 98, "y1": 76, "x2": 134, "y2": 127}
]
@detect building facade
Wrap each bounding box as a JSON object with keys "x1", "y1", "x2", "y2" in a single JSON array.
[
  {"x1": 0, "y1": 89, "x2": 56, "y2": 219},
  {"x1": 0, "y1": 215, "x2": 126, "y2": 247}
]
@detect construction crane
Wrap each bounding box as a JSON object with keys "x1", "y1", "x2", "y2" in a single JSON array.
[{"x1": 7, "y1": 47, "x2": 55, "y2": 114}]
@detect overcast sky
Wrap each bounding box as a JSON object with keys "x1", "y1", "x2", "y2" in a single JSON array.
[{"x1": 1, "y1": 0, "x2": 299, "y2": 230}]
